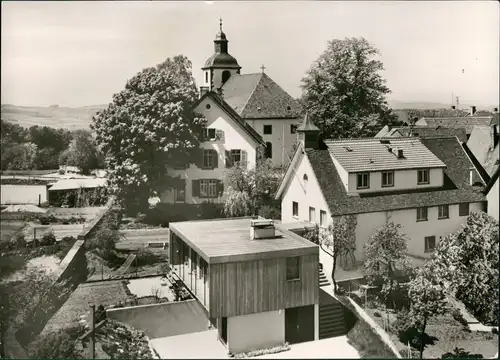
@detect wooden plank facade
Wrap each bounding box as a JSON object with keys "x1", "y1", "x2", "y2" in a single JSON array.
[{"x1": 209, "y1": 254, "x2": 319, "y2": 318}]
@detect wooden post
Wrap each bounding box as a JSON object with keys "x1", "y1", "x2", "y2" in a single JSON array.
[
  {"x1": 90, "y1": 305, "x2": 96, "y2": 359},
  {"x1": 38, "y1": 194, "x2": 41, "y2": 206}
]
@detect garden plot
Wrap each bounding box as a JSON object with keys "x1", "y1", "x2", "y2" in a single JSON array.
[
  {"x1": 126, "y1": 276, "x2": 176, "y2": 301},
  {"x1": 0, "y1": 221, "x2": 25, "y2": 244},
  {"x1": 2, "y1": 255, "x2": 61, "y2": 283},
  {"x1": 23, "y1": 223, "x2": 83, "y2": 242},
  {"x1": 116, "y1": 228, "x2": 170, "y2": 251}
]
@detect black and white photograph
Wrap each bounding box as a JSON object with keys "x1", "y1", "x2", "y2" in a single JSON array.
[{"x1": 0, "y1": 1, "x2": 499, "y2": 359}]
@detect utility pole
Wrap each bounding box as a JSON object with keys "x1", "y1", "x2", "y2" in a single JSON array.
[{"x1": 90, "y1": 305, "x2": 96, "y2": 360}]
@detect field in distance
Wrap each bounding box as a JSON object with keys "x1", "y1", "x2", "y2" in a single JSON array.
[{"x1": 1, "y1": 104, "x2": 107, "y2": 130}]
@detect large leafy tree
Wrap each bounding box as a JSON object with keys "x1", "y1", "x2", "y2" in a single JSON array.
[
  {"x1": 91, "y1": 55, "x2": 205, "y2": 214},
  {"x1": 430, "y1": 211, "x2": 499, "y2": 325},
  {"x1": 59, "y1": 129, "x2": 104, "y2": 174},
  {"x1": 363, "y1": 223, "x2": 412, "y2": 309},
  {"x1": 301, "y1": 37, "x2": 397, "y2": 139},
  {"x1": 223, "y1": 158, "x2": 284, "y2": 218},
  {"x1": 408, "y1": 261, "x2": 448, "y2": 359}
]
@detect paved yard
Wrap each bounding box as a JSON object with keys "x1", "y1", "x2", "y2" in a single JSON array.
[
  {"x1": 150, "y1": 330, "x2": 228, "y2": 359},
  {"x1": 126, "y1": 276, "x2": 175, "y2": 300},
  {"x1": 257, "y1": 337, "x2": 360, "y2": 359}
]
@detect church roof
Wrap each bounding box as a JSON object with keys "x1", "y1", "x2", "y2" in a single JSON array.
[
  {"x1": 203, "y1": 52, "x2": 241, "y2": 70},
  {"x1": 297, "y1": 113, "x2": 320, "y2": 132},
  {"x1": 221, "y1": 73, "x2": 302, "y2": 119}
]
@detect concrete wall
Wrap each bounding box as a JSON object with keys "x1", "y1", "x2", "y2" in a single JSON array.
[
  {"x1": 281, "y1": 152, "x2": 331, "y2": 226},
  {"x1": 161, "y1": 96, "x2": 257, "y2": 204},
  {"x1": 246, "y1": 118, "x2": 302, "y2": 168},
  {"x1": 1, "y1": 184, "x2": 48, "y2": 205},
  {"x1": 346, "y1": 168, "x2": 444, "y2": 194},
  {"x1": 352, "y1": 202, "x2": 484, "y2": 260},
  {"x1": 227, "y1": 309, "x2": 285, "y2": 355},
  {"x1": 106, "y1": 300, "x2": 209, "y2": 340},
  {"x1": 487, "y1": 179, "x2": 499, "y2": 221}
]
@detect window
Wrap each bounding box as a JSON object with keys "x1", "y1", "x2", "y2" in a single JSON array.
[
  {"x1": 230, "y1": 149, "x2": 241, "y2": 164},
  {"x1": 357, "y1": 173, "x2": 370, "y2": 189},
  {"x1": 418, "y1": 169, "x2": 430, "y2": 185},
  {"x1": 265, "y1": 142, "x2": 273, "y2": 159},
  {"x1": 417, "y1": 207, "x2": 428, "y2": 222},
  {"x1": 459, "y1": 203, "x2": 469, "y2": 217},
  {"x1": 424, "y1": 236, "x2": 436, "y2": 253},
  {"x1": 320, "y1": 210, "x2": 327, "y2": 227},
  {"x1": 286, "y1": 256, "x2": 300, "y2": 280},
  {"x1": 292, "y1": 201, "x2": 299, "y2": 218},
  {"x1": 202, "y1": 128, "x2": 216, "y2": 141},
  {"x1": 309, "y1": 207, "x2": 316, "y2": 223},
  {"x1": 205, "y1": 72, "x2": 209, "y2": 84},
  {"x1": 200, "y1": 179, "x2": 217, "y2": 198},
  {"x1": 174, "y1": 187, "x2": 185, "y2": 202},
  {"x1": 438, "y1": 205, "x2": 449, "y2": 219},
  {"x1": 203, "y1": 150, "x2": 213, "y2": 168},
  {"x1": 205, "y1": 104, "x2": 211, "y2": 110},
  {"x1": 263, "y1": 125, "x2": 272, "y2": 135},
  {"x1": 382, "y1": 171, "x2": 394, "y2": 187},
  {"x1": 291, "y1": 124, "x2": 298, "y2": 134}
]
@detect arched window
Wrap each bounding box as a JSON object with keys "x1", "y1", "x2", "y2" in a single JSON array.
[
  {"x1": 222, "y1": 70, "x2": 231, "y2": 84},
  {"x1": 265, "y1": 142, "x2": 273, "y2": 159},
  {"x1": 205, "y1": 71, "x2": 209, "y2": 84}
]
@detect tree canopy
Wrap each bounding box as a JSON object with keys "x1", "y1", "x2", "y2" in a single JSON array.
[
  {"x1": 91, "y1": 55, "x2": 205, "y2": 213},
  {"x1": 301, "y1": 37, "x2": 397, "y2": 139},
  {"x1": 59, "y1": 129, "x2": 104, "y2": 174}
]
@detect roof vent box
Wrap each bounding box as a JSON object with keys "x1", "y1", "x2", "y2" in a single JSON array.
[
  {"x1": 250, "y1": 219, "x2": 275, "y2": 240},
  {"x1": 397, "y1": 149, "x2": 404, "y2": 159}
]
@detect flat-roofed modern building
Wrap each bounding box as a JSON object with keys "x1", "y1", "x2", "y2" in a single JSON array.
[{"x1": 168, "y1": 217, "x2": 320, "y2": 355}]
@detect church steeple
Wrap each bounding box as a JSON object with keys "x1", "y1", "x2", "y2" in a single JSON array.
[
  {"x1": 200, "y1": 19, "x2": 242, "y2": 96},
  {"x1": 297, "y1": 112, "x2": 321, "y2": 149}
]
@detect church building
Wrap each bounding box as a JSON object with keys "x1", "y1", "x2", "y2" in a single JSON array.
[{"x1": 161, "y1": 20, "x2": 303, "y2": 205}]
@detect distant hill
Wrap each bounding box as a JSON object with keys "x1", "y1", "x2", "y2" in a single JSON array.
[
  {"x1": 0, "y1": 104, "x2": 107, "y2": 130},
  {"x1": 387, "y1": 100, "x2": 497, "y2": 111}
]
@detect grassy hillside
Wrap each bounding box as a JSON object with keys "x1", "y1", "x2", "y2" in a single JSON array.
[{"x1": 1, "y1": 104, "x2": 107, "y2": 130}]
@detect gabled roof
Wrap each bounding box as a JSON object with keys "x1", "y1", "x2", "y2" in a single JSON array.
[
  {"x1": 466, "y1": 125, "x2": 499, "y2": 176},
  {"x1": 415, "y1": 116, "x2": 498, "y2": 135},
  {"x1": 299, "y1": 136, "x2": 486, "y2": 216},
  {"x1": 484, "y1": 166, "x2": 500, "y2": 195},
  {"x1": 375, "y1": 125, "x2": 468, "y2": 143},
  {"x1": 221, "y1": 73, "x2": 302, "y2": 119},
  {"x1": 193, "y1": 91, "x2": 265, "y2": 146},
  {"x1": 297, "y1": 112, "x2": 320, "y2": 132},
  {"x1": 325, "y1": 138, "x2": 446, "y2": 173}
]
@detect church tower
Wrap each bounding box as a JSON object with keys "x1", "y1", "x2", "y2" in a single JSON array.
[{"x1": 200, "y1": 19, "x2": 242, "y2": 97}]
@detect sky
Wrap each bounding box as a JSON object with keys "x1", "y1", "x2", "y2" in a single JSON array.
[{"x1": 1, "y1": 1, "x2": 499, "y2": 108}]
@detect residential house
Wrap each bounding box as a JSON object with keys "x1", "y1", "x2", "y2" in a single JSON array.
[
  {"x1": 375, "y1": 125, "x2": 467, "y2": 143},
  {"x1": 161, "y1": 90, "x2": 264, "y2": 204},
  {"x1": 275, "y1": 113, "x2": 487, "y2": 265},
  {"x1": 465, "y1": 125, "x2": 499, "y2": 177},
  {"x1": 168, "y1": 217, "x2": 320, "y2": 354},
  {"x1": 199, "y1": 20, "x2": 303, "y2": 168},
  {"x1": 415, "y1": 113, "x2": 499, "y2": 140},
  {"x1": 484, "y1": 167, "x2": 499, "y2": 221}
]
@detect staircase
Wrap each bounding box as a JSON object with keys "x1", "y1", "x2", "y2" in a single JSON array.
[
  {"x1": 319, "y1": 299, "x2": 347, "y2": 339},
  {"x1": 319, "y1": 267, "x2": 331, "y2": 287}
]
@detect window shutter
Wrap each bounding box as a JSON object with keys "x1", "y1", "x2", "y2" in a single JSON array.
[
  {"x1": 215, "y1": 129, "x2": 225, "y2": 142},
  {"x1": 192, "y1": 180, "x2": 200, "y2": 197},
  {"x1": 212, "y1": 150, "x2": 218, "y2": 169},
  {"x1": 241, "y1": 150, "x2": 248, "y2": 166},
  {"x1": 217, "y1": 180, "x2": 224, "y2": 197},
  {"x1": 225, "y1": 150, "x2": 232, "y2": 168}
]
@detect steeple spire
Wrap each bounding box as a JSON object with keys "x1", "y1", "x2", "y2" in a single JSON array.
[
  {"x1": 297, "y1": 112, "x2": 320, "y2": 149},
  {"x1": 219, "y1": 17, "x2": 223, "y2": 32}
]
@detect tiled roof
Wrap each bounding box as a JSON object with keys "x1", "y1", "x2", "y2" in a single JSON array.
[
  {"x1": 222, "y1": 73, "x2": 302, "y2": 119},
  {"x1": 375, "y1": 126, "x2": 467, "y2": 143},
  {"x1": 306, "y1": 136, "x2": 486, "y2": 216},
  {"x1": 194, "y1": 91, "x2": 265, "y2": 146},
  {"x1": 416, "y1": 116, "x2": 498, "y2": 134},
  {"x1": 325, "y1": 138, "x2": 446, "y2": 173}
]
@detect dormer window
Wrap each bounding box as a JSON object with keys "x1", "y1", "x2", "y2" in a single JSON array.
[
  {"x1": 417, "y1": 169, "x2": 430, "y2": 185},
  {"x1": 202, "y1": 128, "x2": 216, "y2": 141},
  {"x1": 357, "y1": 173, "x2": 370, "y2": 189}
]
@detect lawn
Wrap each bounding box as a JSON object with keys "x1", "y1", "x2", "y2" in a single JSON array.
[
  {"x1": 0, "y1": 221, "x2": 25, "y2": 244},
  {"x1": 355, "y1": 293, "x2": 498, "y2": 359},
  {"x1": 41, "y1": 280, "x2": 134, "y2": 335}
]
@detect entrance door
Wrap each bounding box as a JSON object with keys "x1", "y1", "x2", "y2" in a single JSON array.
[{"x1": 285, "y1": 306, "x2": 315, "y2": 344}]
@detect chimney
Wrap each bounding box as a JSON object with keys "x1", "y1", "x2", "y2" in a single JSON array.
[
  {"x1": 397, "y1": 149, "x2": 404, "y2": 159},
  {"x1": 451, "y1": 105, "x2": 456, "y2": 110},
  {"x1": 470, "y1": 106, "x2": 477, "y2": 116},
  {"x1": 469, "y1": 168, "x2": 478, "y2": 186},
  {"x1": 199, "y1": 86, "x2": 209, "y2": 98},
  {"x1": 250, "y1": 219, "x2": 276, "y2": 240}
]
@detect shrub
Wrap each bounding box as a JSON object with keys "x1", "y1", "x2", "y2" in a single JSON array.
[
  {"x1": 95, "y1": 304, "x2": 106, "y2": 323},
  {"x1": 28, "y1": 324, "x2": 85, "y2": 359},
  {"x1": 258, "y1": 204, "x2": 281, "y2": 220},
  {"x1": 39, "y1": 201, "x2": 50, "y2": 209},
  {"x1": 199, "y1": 201, "x2": 223, "y2": 219},
  {"x1": 61, "y1": 236, "x2": 76, "y2": 243},
  {"x1": 441, "y1": 347, "x2": 484, "y2": 359},
  {"x1": 14, "y1": 232, "x2": 27, "y2": 249},
  {"x1": 373, "y1": 311, "x2": 382, "y2": 317},
  {"x1": 39, "y1": 214, "x2": 58, "y2": 225},
  {"x1": 135, "y1": 249, "x2": 163, "y2": 267},
  {"x1": 88, "y1": 228, "x2": 120, "y2": 251},
  {"x1": 391, "y1": 311, "x2": 421, "y2": 349},
  {"x1": 40, "y1": 231, "x2": 56, "y2": 246},
  {"x1": 97, "y1": 249, "x2": 125, "y2": 269},
  {"x1": 451, "y1": 308, "x2": 469, "y2": 327}
]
